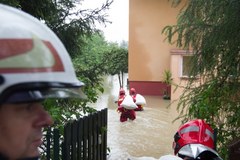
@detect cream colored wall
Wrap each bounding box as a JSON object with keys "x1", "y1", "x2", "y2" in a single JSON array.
[
  {"x1": 171, "y1": 50, "x2": 201, "y2": 101},
  {"x1": 170, "y1": 54, "x2": 188, "y2": 101},
  {"x1": 129, "y1": 0, "x2": 182, "y2": 82}
]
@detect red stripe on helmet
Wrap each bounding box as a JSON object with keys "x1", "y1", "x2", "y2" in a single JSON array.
[{"x1": 0, "y1": 39, "x2": 64, "y2": 73}]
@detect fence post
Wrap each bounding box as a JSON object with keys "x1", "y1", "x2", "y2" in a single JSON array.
[
  {"x1": 88, "y1": 114, "x2": 93, "y2": 160},
  {"x1": 99, "y1": 110, "x2": 104, "y2": 160},
  {"x1": 53, "y1": 128, "x2": 60, "y2": 160},
  {"x1": 72, "y1": 120, "x2": 78, "y2": 160},
  {"x1": 45, "y1": 108, "x2": 108, "y2": 160},
  {"x1": 92, "y1": 112, "x2": 98, "y2": 160},
  {"x1": 100, "y1": 108, "x2": 107, "y2": 160},
  {"x1": 103, "y1": 108, "x2": 108, "y2": 160},
  {"x1": 77, "y1": 118, "x2": 84, "y2": 160},
  {"x1": 62, "y1": 123, "x2": 72, "y2": 160},
  {"x1": 83, "y1": 117, "x2": 88, "y2": 160},
  {"x1": 46, "y1": 128, "x2": 51, "y2": 160}
]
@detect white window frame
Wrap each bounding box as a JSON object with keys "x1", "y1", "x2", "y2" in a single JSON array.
[{"x1": 180, "y1": 55, "x2": 194, "y2": 78}]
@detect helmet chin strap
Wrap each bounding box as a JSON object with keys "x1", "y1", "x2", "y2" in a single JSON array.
[
  {"x1": 178, "y1": 154, "x2": 195, "y2": 160},
  {"x1": 0, "y1": 153, "x2": 39, "y2": 160},
  {"x1": 18, "y1": 157, "x2": 39, "y2": 160}
]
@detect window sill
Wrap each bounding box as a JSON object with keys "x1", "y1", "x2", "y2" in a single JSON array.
[{"x1": 180, "y1": 76, "x2": 200, "y2": 80}]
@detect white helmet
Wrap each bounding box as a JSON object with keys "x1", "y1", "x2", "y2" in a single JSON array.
[
  {"x1": 0, "y1": 4, "x2": 85, "y2": 103},
  {"x1": 159, "y1": 155, "x2": 183, "y2": 160}
]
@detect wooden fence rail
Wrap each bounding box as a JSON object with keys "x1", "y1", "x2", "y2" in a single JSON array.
[{"x1": 45, "y1": 108, "x2": 108, "y2": 160}]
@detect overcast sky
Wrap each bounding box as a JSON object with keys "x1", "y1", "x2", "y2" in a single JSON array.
[{"x1": 81, "y1": 0, "x2": 129, "y2": 43}]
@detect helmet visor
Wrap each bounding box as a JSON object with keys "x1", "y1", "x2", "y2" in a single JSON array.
[
  {"x1": 178, "y1": 144, "x2": 222, "y2": 160},
  {"x1": 3, "y1": 88, "x2": 86, "y2": 104},
  {"x1": 159, "y1": 155, "x2": 183, "y2": 160}
]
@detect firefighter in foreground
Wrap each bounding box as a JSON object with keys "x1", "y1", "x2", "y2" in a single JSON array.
[
  {"x1": 160, "y1": 119, "x2": 223, "y2": 160},
  {"x1": 117, "y1": 88, "x2": 136, "y2": 122},
  {"x1": 0, "y1": 4, "x2": 85, "y2": 160}
]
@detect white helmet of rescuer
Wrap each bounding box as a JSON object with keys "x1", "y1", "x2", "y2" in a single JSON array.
[{"x1": 0, "y1": 4, "x2": 85, "y2": 104}]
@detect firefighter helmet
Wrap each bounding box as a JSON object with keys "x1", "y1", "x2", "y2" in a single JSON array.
[
  {"x1": 119, "y1": 88, "x2": 125, "y2": 96},
  {"x1": 0, "y1": 4, "x2": 85, "y2": 104},
  {"x1": 159, "y1": 155, "x2": 183, "y2": 160},
  {"x1": 130, "y1": 88, "x2": 136, "y2": 95},
  {"x1": 173, "y1": 119, "x2": 222, "y2": 160}
]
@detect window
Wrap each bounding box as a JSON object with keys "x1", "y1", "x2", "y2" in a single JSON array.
[{"x1": 181, "y1": 55, "x2": 194, "y2": 77}]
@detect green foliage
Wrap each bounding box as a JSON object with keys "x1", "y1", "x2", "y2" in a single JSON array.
[
  {"x1": 163, "y1": 70, "x2": 172, "y2": 85},
  {"x1": 44, "y1": 98, "x2": 97, "y2": 129},
  {"x1": 163, "y1": 0, "x2": 240, "y2": 158},
  {"x1": 75, "y1": 32, "x2": 128, "y2": 91},
  {"x1": 0, "y1": 0, "x2": 113, "y2": 58},
  {"x1": 0, "y1": 0, "x2": 20, "y2": 7},
  {"x1": 72, "y1": 32, "x2": 110, "y2": 106},
  {"x1": 103, "y1": 42, "x2": 128, "y2": 88},
  {"x1": 162, "y1": 70, "x2": 172, "y2": 100},
  {"x1": 106, "y1": 46, "x2": 128, "y2": 75},
  {"x1": 0, "y1": 0, "x2": 114, "y2": 127}
]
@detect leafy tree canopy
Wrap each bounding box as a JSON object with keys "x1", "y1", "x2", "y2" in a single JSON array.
[
  {"x1": 163, "y1": 0, "x2": 240, "y2": 158},
  {"x1": 103, "y1": 42, "x2": 128, "y2": 88},
  {"x1": 0, "y1": 0, "x2": 113, "y2": 58},
  {"x1": 0, "y1": 0, "x2": 115, "y2": 123}
]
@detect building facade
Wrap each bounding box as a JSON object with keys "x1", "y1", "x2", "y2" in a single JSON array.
[{"x1": 128, "y1": 0, "x2": 190, "y2": 100}]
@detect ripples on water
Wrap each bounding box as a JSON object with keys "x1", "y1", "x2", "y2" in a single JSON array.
[{"x1": 91, "y1": 75, "x2": 181, "y2": 160}]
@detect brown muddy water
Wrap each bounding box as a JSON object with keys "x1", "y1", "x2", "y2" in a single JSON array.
[{"x1": 90, "y1": 75, "x2": 182, "y2": 160}]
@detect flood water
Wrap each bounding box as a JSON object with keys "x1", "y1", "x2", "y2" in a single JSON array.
[{"x1": 91, "y1": 75, "x2": 182, "y2": 160}]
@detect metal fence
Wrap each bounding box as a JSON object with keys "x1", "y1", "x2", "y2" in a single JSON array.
[{"x1": 45, "y1": 108, "x2": 108, "y2": 160}]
